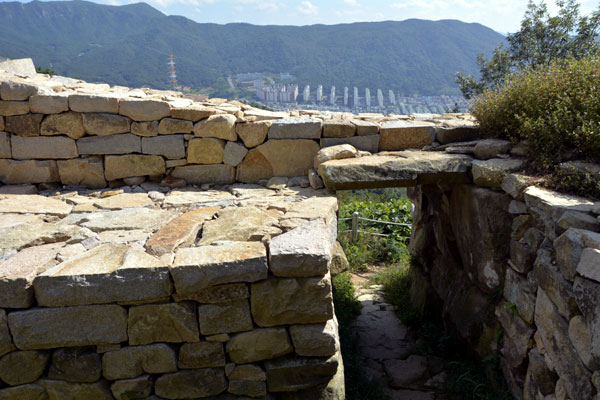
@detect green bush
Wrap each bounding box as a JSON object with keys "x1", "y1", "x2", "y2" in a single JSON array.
[{"x1": 471, "y1": 57, "x2": 600, "y2": 168}]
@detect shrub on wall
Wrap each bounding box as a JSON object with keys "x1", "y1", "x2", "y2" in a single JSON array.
[{"x1": 471, "y1": 57, "x2": 600, "y2": 168}]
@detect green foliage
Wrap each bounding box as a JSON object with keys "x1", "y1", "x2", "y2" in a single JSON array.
[
  {"x1": 35, "y1": 66, "x2": 55, "y2": 75},
  {"x1": 0, "y1": 1, "x2": 504, "y2": 95},
  {"x1": 370, "y1": 262, "x2": 421, "y2": 325},
  {"x1": 337, "y1": 189, "x2": 412, "y2": 272},
  {"x1": 552, "y1": 164, "x2": 600, "y2": 199},
  {"x1": 444, "y1": 357, "x2": 514, "y2": 400},
  {"x1": 457, "y1": 0, "x2": 600, "y2": 98},
  {"x1": 471, "y1": 57, "x2": 600, "y2": 169}
]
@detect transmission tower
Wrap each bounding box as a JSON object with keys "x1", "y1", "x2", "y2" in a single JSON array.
[{"x1": 168, "y1": 54, "x2": 177, "y2": 87}]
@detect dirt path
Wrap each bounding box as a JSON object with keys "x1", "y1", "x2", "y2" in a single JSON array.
[{"x1": 351, "y1": 276, "x2": 447, "y2": 400}]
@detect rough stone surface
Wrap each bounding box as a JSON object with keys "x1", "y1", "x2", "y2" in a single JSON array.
[
  {"x1": 524, "y1": 186, "x2": 595, "y2": 220},
  {"x1": 496, "y1": 305, "x2": 535, "y2": 368},
  {"x1": 199, "y1": 207, "x2": 278, "y2": 244},
  {"x1": 40, "y1": 112, "x2": 85, "y2": 139},
  {"x1": 57, "y1": 158, "x2": 106, "y2": 188},
  {"x1": 223, "y1": 141, "x2": 248, "y2": 167},
  {"x1": 226, "y1": 328, "x2": 293, "y2": 364},
  {"x1": 187, "y1": 137, "x2": 225, "y2": 164},
  {"x1": 110, "y1": 375, "x2": 153, "y2": 400},
  {"x1": 236, "y1": 121, "x2": 270, "y2": 148},
  {"x1": 194, "y1": 114, "x2": 237, "y2": 141},
  {"x1": 47, "y1": 347, "x2": 101, "y2": 383},
  {"x1": 61, "y1": 207, "x2": 175, "y2": 232},
  {"x1": 320, "y1": 135, "x2": 380, "y2": 153},
  {"x1": 268, "y1": 118, "x2": 322, "y2": 139},
  {"x1": 264, "y1": 353, "x2": 339, "y2": 392},
  {"x1": 352, "y1": 119, "x2": 380, "y2": 136},
  {"x1": 290, "y1": 318, "x2": 339, "y2": 357},
  {"x1": 172, "y1": 241, "x2": 268, "y2": 293},
  {"x1": 0, "y1": 384, "x2": 49, "y2": 400},
  {"x1": 69, "y1": 94, "x2": 119, "y2": 114},
  {"x1": 322, "y1": 120, "x2": 356, "y2": 138},
  {"x1": 102, "y1": 344, "x2": 178, "y2": 380},
  {"x1": 198, "y1": 299, "x2": 254, "y2": 335},
  {"x1": 104, "y1": 155, "x2": 165, "y2": 181},
  {"x1": 0, "y1": 132, "x2": 7, "y2": 159},
  {"x1": 0, "y1": 350, "x2": 50, "y2": 385},
  {"x1": 0, "y1": 310, "x2": 15, "y2": 358},
  {"x1": 576, "y1": 247, "x2": 600, "y2": 283},
  {"x1": 77, "y1": 134, "x2": 141, "y2": 155},
  {"x1": 29, "y1": 94, "x2": 69, "y2": 114},
  {"x1": 250, "y1": 139, "x2": 320, "y2": 178},
  {"x1": 8, "y1": 305, "x2": 128, "y2": 349},
  {"x1": 38, "y1": 380, "x2": 113, "y2": 400},
  {"x1": 558, "y1": 211, "x2": 600, "y2": 232},
  {"x1": 535, "y1": 248, "x2": 580, "y2": 320},
  {"x1": 330, "y1": 241, "x2": 349, "y2": 276},
  {"x1": 573, "y1": 277, "x2": 600, "y2": 372},
  {"x1": 229, "y1": 365, "x2": 266, "y2": 381},
  {"x1": 128, "y1": 302, "x2": 200, "y2": 345},
  {"x1": 501, "y1": 173, "x2": 535, "y2": 200},
  {"x1": 568, "y1": 315, "x2": 597, "y2": 370},
  {"x1": 119, "y1": 99, "x2": 170, "y2": 121},
  {"x1": 158, "y1": 118, "x2": 193, "y2": 134},
  {"x1": 473, "y1": 139, "x2": 513, "y2": 159},
  {"x1": 173, "y1": 283, "x2": 249, "y2": 304},
  {"x1": 0, "y1": 81, "x2": 39, "y2": 101},
  {"x1": 171, "y1": 164, "x2": 235, "y2": 185},
  {"x1": 12, "y1": 135, "x2": 77, "y2": 159},
  {"x1": 131, "y1": 120, "x2": 158, "y2": 137},
  {"x1": 313, "y1": 144, "x2": 359, "y2": 170},
  {"x1": 179, "y1": 342, "x2": 226, "y2": 369},
  {"x1": 142, "y1": 135, "x2": 185, "y2": 159},
  {"x1": 472, "y1": 158, "x2": 524, "y2": 188},
  {"x1": 155, "y1": 369, "x2": 227, "y2": 399},
  {"x1": 251, "y1": 274, "x2": 334, "y2": 327},
  {"x1": 82, "y1": 113, "x2": 131, "y2": 136},
  {"x1": 504, "y1": 267, "x2": 537, "y2": 324},
  {"x1": 170, "y1": 104, "x2": 217, "y2": 121},
  {"x1": 6, "y1": 114, "x2": 43, "y2": 137},
  {"x1": 0, "y1": 101, "x2": 29, "y2": 116},
  {"x1": 379, "y1": 121, "x2": 435, "y2": 150},
  {"x1": 0, "y1": 159, "x2": 59, "y2": 184}
]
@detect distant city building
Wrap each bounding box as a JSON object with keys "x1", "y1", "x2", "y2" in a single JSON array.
[
  {"x1": 256, "y1": 84, "x2": 298, "y2": 103},
  {"x1": 303, "y1": 85, "x2": 310, "y2": 103},
  {"x1": 353, "y1": 87, "x2": 359, "y2": 108},
  {"x1": 330, "y1": 86, "x2": 336, "y2": 105},
  {"x1": 377, "y1": 89, "x2": 384, "y2": 107},
  {"x1": 236, "y1": 72, "x2": 263, "y2": 81},
  {"x1": 253, "y1": 79, "x2": 264, "y2": 89},
  {"x1": 344, "y1": 87, "x2": 349, "y2": 106},
  {"x1": 317, "y1": 85, "x2": 323, "y2": 103},
  {"x1": 389, "y1": 90, "x2": 396, "y2": 105},
  {"x1": 365, "y1": 88, "x2": 371, "y2": 107},
  {"x1": 280, "y1": 72, "x2": 293, "y2": 81}
]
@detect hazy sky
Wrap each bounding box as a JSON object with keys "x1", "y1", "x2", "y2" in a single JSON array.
[{"x1": 4, "y1": 0, "x2": 600, "y2": 32}]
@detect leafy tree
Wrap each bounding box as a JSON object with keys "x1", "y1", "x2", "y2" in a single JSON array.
[{"x1": 457, "y1": 0, "x2": 600, "y2": 98}]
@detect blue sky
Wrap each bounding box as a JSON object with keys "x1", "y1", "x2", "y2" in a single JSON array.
[{"x1": 3, "y1": 0, "x2": 599, "y2": 32}]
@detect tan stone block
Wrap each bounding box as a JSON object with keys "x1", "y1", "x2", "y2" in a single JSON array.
[
  {"x1": 226, "y1": 328, "x2": 293, "y2": 364},
  {"x1": 145, "y1": 207, "x2": 219, "y2": 256},
  {"x1": 128, "y1": 302, "x2": 200, "y2": 345},
  {"x1": 93, "y1": 193, "x2": 152, "y2": 210},
  {"x1": 82, "y1": 113, "x2": 131, "y2": 136},
  {"x1": 102, "y1": 344, "x2": 177, "y2": 380},
  {"x1": 314, "y1": 144, "x2": 359, "y2": 170},
  {"x1": 110, "y1": 376, "x2": 153, "y2": 400},
  {"x1": 264, "y1": 352, "x2": 339, "y2": 392},
  {"x1": 48, "y1": 347, "x2": 102, "y2": 383},
  {"x1": 104, "y1": 155, "x2": 165, "y2": 181},
  {"x1": 0, "y1": 159, "x2": 59, "y2": 184},
  {"x1": 0, "y1": 81, "x2": 39, "y2": 101},
  {"x1": 0, "y1": 132, "x2": 10, "y2": 158},
  {"x1": 119, "y1": 99, "x2": 170, "y2": 122},
  {"x1": 8, "y1": 305, "x2": 128, "y2": 350},
  {"x1": 352, "y1": 119, "x2": 380, "y2": 136},
  {"x1": 77, "y1": 134, "x2": 141, "y2": 155},
  {"x1": 199, "y1": 206, "x2": 278, "y2": 245},
  {"x1": 194, "y1": 114, "x2": 237, "y2": 141},
  {"x1": 29, "y1": 94, "x2": 69, "y2": 114},
  {"x1": 229, "y1": 364, "x2": 266, "y2": 381},
  {"x1": 322, "y1": 120, "x2": 356, "y2": 138},
  {"x1": 61, "y1": 207, "x2": 175, "y2": 233},
  {"x1": 12, "y1": 136, "x2": 78, "y2": 159},
  {"x1": 69, "y1": 94, "x2": 119, "y2": 113},
  {"x1": 57, "y1": 157, "x2": 106, "y2": 188},
  {"x1": 5, "y1": 114, "x2": 42, "y2": 136},
  {"x1": 0, "y1": 116, "x2": 4, "y2": 131},
  {"x1": 173, "y1": 282, "x2": 249, "y2": 303},
  {"x1": 187, "y1": 137, "x2": 225, "y2": 164},
  {"x1": 198, "y1": 299, "x2": 253, "y2": 335},
  {"x1": 142, "y1": 135, "x2": 185, "y2": 159},
  {"x1": 170, "y1": 104, "x2": 218, "y2": 121},
  {"x1": 38, "y1": 380, "x2": 113, "y2": 400},
  {"x1": 251, "y1": 273, "x2": 334, "y2": 327},
  {"x1": 0, "y1": 310, "x2": 15, "y2": 358},
  {"x1": 236, "y1": 148, "x2": 273, "y2": 183},
  {"x1": 290, "y1": 318, "x2": 339, "y2": 357},
  {"x1": 379, "y1": 121, "x2": 435, "y2": 150},
  {"x1": 268, "y1": 118, "x2": 322, "y2": 139},
  {"x1": 223, "y1": 141, "x2": 248, "y2": 167},
  {"x1": 158, "y1": 118, "x2": 193, "y2": 134},
  {"x1": 154, "y1": 369, "x2": 227, "y2": 399},
  {"x1": 179, "y1": 342, "x2": 226, "y2": 369},
  {"x1": 236, "y1": 121, "x2": 270, "y2": 148},
  {"x1": 131, "y1": 120, "x2": 158, "y2": 137},
  {"x1": 0, "y1": 351, "x2": 50, "y2": 385},
  {"x1": 40, "y1": 112, "x2": 85, "y2": 139},
  {"x1": 0, "y1": 101, "x2": 29, "y2": 116},
  {"x1": 0, "y1": 384, "x2": 48, "y2": 400},
  {"x1": 171, "y1": 164, "x2": 235, "y2": 185},
  {"x1": 257, "y1": 139, "x2": 319, "y2": 176}
]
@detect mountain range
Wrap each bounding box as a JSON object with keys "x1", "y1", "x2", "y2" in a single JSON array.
[{"x1": 0, "y1": 0, "x2": 505, "y2": 96}]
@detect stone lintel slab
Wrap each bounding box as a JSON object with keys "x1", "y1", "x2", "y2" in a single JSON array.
[
  {"x1": 172, "y1": 242, "x2": 268, "y2": 293},
  {"x1": 33, "y1": 243, "x2": 172, "y2": 307},
  {"x1": 318, "y1": 151, "x2": 472, "y2": 191},
  {"x1": 8, "y1": 305, "x2": 128, "y2": 350},
  {"x1": 524, "y1": 186, "x2": 595, "y2": 220},
  {"x1": 268, "y1": 117, "x2": 322, "y2": 140}
]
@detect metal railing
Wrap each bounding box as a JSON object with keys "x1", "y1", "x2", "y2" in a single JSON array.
[{"x1": 340, "y1": 211, "x2": 412, "y2": 242}]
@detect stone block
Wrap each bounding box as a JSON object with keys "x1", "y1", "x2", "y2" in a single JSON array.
[
  {"x1": 33, "y1": 243, "x2": 172, "y2": 307},
  {"x1": 158, "y1": 118, "x2": 193, "y2": 134},
  {"x1": 524, "y1": 186, "x2": 595, "y2": 220},
  {"x1": 0, "y1": 310, "x2": 15, "y2": 358},
  {"x1": 187, "y1": 137, "x2": 225, "y2": 164},
  {"x1": 472, "y1": 158, "x2": 524, "y2": 188},
  {"x1": 534, "y1": 248, "x2": 579, "y2": 320},
  {"x1": 29, "y1": 94, "x2": 69, "y2": 114},
  {"x1": 172, "y1": 242, "x2": 268, "y2": 293},
  {"x1": 435, "y1": 126, "x2": 480, "y2": 144},
  {"x1": 236, "y1": 121, "x2": 270, "y2": 148},
  {"x1": 0, "y1": 116, "x2": 3, "y2": 131},
  {"x1": 0, "y1": 59, "x2": 36, "y2": 75},
  {"x1": 131, "y1": 120, "x2": 158, "y2": 137},
  {"x1": 0, "y1": 384, "x2": 48, "y2": 400},
  {"x1": 110, "y1": 375, "x2": 152, "y2": 400},
  {"x1": 351, "y1": 119, "x2": 379, "y2": 136},
  {"x1": 554, "y1": 228, "x2": 587, "y2": 281},
  {"x1": 558, "y1": 211, "x2": 600, "y2": 232},
  {"x1": 38, "y1": 380, "x2": 113, "y2": 400},
  {"x1": 235, "y1": 148, "x2": 274, "y2": 183},
  {"x1": 8, "y1": 305, "x2": 128, "y2": 349},
  {"x1": 48, "y1": 347, "x2": 102, "y2": 383},
  {"x1": 128, "y1": 302, "x2": 200, "y2": 345},
  {"x1": 504, "y1": 268, "x2": 537, "y2": 324},
  {"x1": 0, "y1": 81, "x2": 39, "y2": 101},
  {"x1": 226, "y1": 328, "x2": 293, "y2": 364},
  {"x1": 573, "y1": 277, "x2": 600, "y2": 371},
  {"x1": 223, "y1": 141, "x2": 248, "y2": 166},
  {"x1": 495, "y1": 305, "x2": 534, "y2": 368},
  {"x1": 254, "y1": 139, "x2": 319, "y2": 177},
  {"x1": 174, "y1": 283, "x2": 249, "y2": 304},
  {"x1": 104, "y1": 155, "x2": 165, "y2": 181},
  {"x1": 568, "y1": 315, "x2": 598, "y2": 370},
  {"x1": 0, "y1": 101, "x2": 29, "y2": 116},
  {"x1": 170, "y1": 104, "x2": 218, "y2": 121},
  {"x1": 228, "y1": 381, "x2": 267, "y2": 398},
  {"x1": 502, "y1": 173, "x2": 535, "y2": 200},
  {"x1": 142, "y1": 135, "x2": 185, "y2": 159},
  {"x1": 198, "y1": 299, "x2": 253, "y2": 335},
  {"x1": 119, "y1": 99, "x2": 170, "y2": 121},
  {"x1": 264, "y1": 353, "x2": 339, "y2": 392},
  {"x1": 179, "y1": 342, "x2": 226, "y2": 369},
  {"x1": 313, "y1": 144, "x2": 359, "y2": 170},
  {"x1": 0, "y1": 132, "x2": 10, "y2": 158},
  {"x1": 229, "y1": 364, "x2": 266, "y2": 381},
  {"x1": 77, "y1": 134, "x2": 141, "y2": 155},
  {"x1": 102, "y1": 344, "x2": 178, "y2": 380},
  {"x1": 474, "y1": 139, "x2": 513, "y2": 159},
  {"x1": 69, "y1": 94, "x2": 119, "y2": 113},
  {"x1": 251, "y1": 273, "x2": 334, "y2": 327},
  {"x1": 61, "y1": 207, "x2": 175, "y2": 232},
  {"x1": 171, "y1": 164, "x2": 235, "y2": 185},
  {"x1": 269, "y1": 219, "x2": 333, "y2": 277},
  {"x1": 523, "y1": 349, "x2": 557, "y2": 398},
  {"x1": 57, "y1": 157, "x2": 106, "y2": 188},
  {"x1": 268, "y1": 117, "x2": 322, "y2": 139},
  {"x1": 5, "y1": 114, "x2": 42, "y2": 136},
  {"x1": 194, "y1": 114, "x2": 237, "y2": 141},
  {"x1": 322, "y1": 120, "x2": 355, "y2": 138},
  {"x1": 577, "y1": 247, "x2": 600, "y2": 283},
  {"x1": 154, "y1": 369, "x2": 227, "y2": 399},
  {"x1": 0, "y1": 350, "x2": 49, "y2": 385},
  {"x1": 320, "y1": 135, "x2": 380, "y2": 153},
  {"x1": 379, "y1": 121, "x2": 435, "y2": 150},
  {"x1": 290, "y1": 318, "x2": 339, "y2": 357},
  {"x1": 330, "y1": 241, "x2": 349, "y2": 276},
  {"x1": 82, "y1": 113, "x2": 131, "y2": 136},
  {"x1": 12, "y1": 135, "x2": 77, "y2": 159},
  {"x1": 40, "y1": 112, "x2": 85, "y2": 139},
  {"x1": 198, "y1": 206, "x2": 279, "y2": 244}
]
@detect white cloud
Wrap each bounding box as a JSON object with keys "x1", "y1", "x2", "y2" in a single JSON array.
[
  {"x1": 297, "y1": 1, "x2": 318, "y2": 15},
  {"x1": 343, "y1": 0, "x2": 359, "y2": 6}
]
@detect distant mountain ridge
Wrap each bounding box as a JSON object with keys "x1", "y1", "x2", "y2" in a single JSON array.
[{"x1": 0, "y1": 0, "x2": 505, "y2": 95}]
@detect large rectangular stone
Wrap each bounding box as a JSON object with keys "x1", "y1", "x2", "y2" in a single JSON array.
[
  {"x1": 57, "y1": 157, "x2": 106, "y2": 188},
  {"x1": 82, "y1": 113, "x2": 131, "y2": 136},
  {"x1": 8, "y1": 304, "x2": 128, "y2": 349},
  {"x1": 226, "y1": 328, "x2": 293, "y2": 364},
  {"x1": 172, "y1": 242, "x2": 268, "y2": 293},
  {"x1": 69, "y1": 94, "x2": 119, "y2": 114},
  {"x1": 251, "y1": 273, "x2": 334, "y2": 327},
  {"x1": 0, "y1": 81, "x2": 39, "y2": 101},
  {"x1": 198, "y1": 299, "x2": 253, "y2": 335},
  {"x1": 33, "y1": 243, "x2": 173, "y2": 307},
  {"x1": 102, "y1": 344, "x2": 178, "y2": 380},
  {"x1": 320, "y1": 135, "x2": 380, "y2": 153},
  {"x1": 0, "y1": 310, "x2": 15, "y2": 357},
  {"x1": 171, "y1": 164, "x2": 235, "y2": 185},
  {"x1": 268, "y1": 118, "x2": 322, "y2": 139},
  {"x1": 264, "y1": 353, "x2": 339, "y2": 392},
  {"x1": 142, "y1": 135, "x2": 185, "y2": 159},
  {"x1": 5, "y1": 114, "x2": 42, "y2": 136},
  {"x1": 0, "y1": 101, "x2": 29, "y2": 116},
  {"x1": 322, "y1": 120, "x2": 355, "y2": 138},
  {"x1": 104, "y1": 155, "x2": 165, "y2": 181},
  {"x1": 77, "y1": 134, "x2": 141, "y2": 155},
  {"x1": 29, "y1": 94, "x2": 69, "y2": 114},
  {"x1": 12, "y1": 136, "x2": 78, "y2": 159},
  {"x1": 119, "y1": 99, "x2": 171, "y2": 122},
  {"x1": 379, "y1": 121, "x2": 435, "y2": 151},
  {"x1": 0, "y1": 132, "x2": 10, "y2": 158},
  {"x1": 0, "y1": 159, "x2": 59, "y2": 184},
  {"x1": 128, "y1": 302, "x2": 200, "y2": 345}
]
